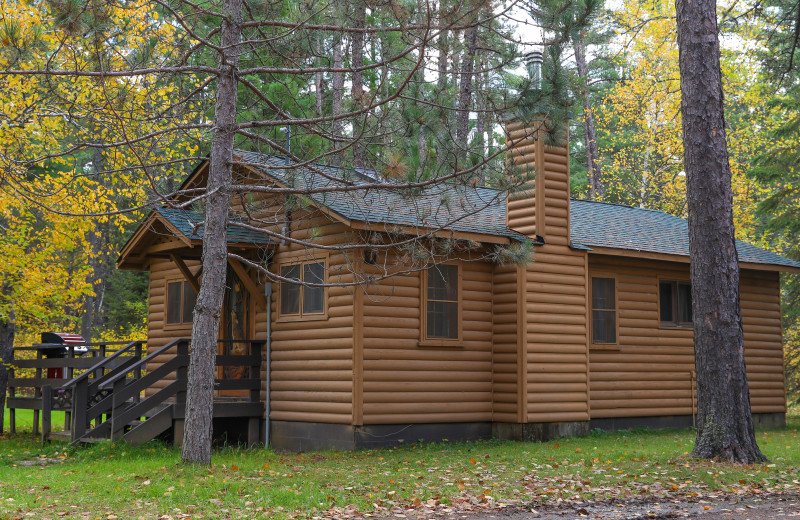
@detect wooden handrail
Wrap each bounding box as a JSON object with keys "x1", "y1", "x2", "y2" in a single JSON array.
[
  {"x1": 99, "y1": 338, "x2": 188, "y2": 389},
  {"x1": 14, "y1": 341, "x2": 136, "y2": 351},
  {"x1": 61, "y1": 341, "x2": 144, "y2": 390}
]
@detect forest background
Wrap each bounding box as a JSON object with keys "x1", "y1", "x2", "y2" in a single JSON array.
[{"x1": 1, "y1": 0, "x2": 799, "y2": 401}]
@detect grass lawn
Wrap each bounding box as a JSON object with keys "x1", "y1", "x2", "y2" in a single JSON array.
[
  {"x1": 0, "y1": 413, "x2": 798, "y2": 520},
  {"x1": 3, "y1": 407, "x2": 67, "y2": 433}
]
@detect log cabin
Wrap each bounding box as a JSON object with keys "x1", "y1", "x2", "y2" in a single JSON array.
[{"x1": 117, "y1": 119, "x2": 800, "y2": 451}]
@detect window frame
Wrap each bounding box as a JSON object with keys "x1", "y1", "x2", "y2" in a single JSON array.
[
  {"x1": 590, "y1": 274, "x2": 619, "y2": 348},
  {"x1": 658, "y1": 278, "x2": 694, "y2": 329},
  {"x1": 419, "y1": 262, "x2": 463, "y2": 348},
  {"x1": 164, "y1": 277, "x2": 197, "y2": 330},
  {"x1": 276, "y1": 253, "x2": 329, "y2": 322}
]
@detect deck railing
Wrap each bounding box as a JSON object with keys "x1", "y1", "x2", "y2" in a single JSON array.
[
  {"x1": 8, "y1": 341, "x2": 145, "y2": 441},
  {"x1": 11, "y1": 338, "x2": 264, "y2": 445},
  {"x1": 67, "y1": 338, "x2": 264, "y2": 445}
]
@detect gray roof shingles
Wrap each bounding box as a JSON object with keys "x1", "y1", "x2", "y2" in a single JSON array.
[
  {"x1": 236, "y1": 151, "x2": 799, "y2": 270},
  {"x1": 570, "y1": 200, "x2": 800, "y2": 269},
  {"x1": 155, "y1": 207, "x2": 273, "y2": 245}
]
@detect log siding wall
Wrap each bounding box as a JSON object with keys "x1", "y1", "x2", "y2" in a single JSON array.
[
  {"x1": 525, "y1": 246, "x2": 590, "y2": 423},
  {"x1": 361, "y1": 258, "x2": 494, "y2": 424},
  {"x1": 588, "y1": 256, "x2": 786, "y2": 419}
]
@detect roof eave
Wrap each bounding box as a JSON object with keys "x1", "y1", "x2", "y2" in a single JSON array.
[{"x1": 585, "y1": 245, "x2": 800, "y2": 272}]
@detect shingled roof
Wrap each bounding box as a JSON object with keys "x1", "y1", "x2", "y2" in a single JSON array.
[
  {"x1": 154, "y1": 207, "x2": 274, "y2": 246},
  {"x1": 237, "y1": 151, "x2": 800, "y2": 270},
  {"x1": 239, "y1": 151, "x2": 525, "y2": 241},
  {"x1": 570, "y1": 200, "x2": 800, "y2": 269}
]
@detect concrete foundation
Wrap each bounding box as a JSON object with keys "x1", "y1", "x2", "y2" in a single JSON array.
[
  {"x1": 268, "y1": 412, "x2": 787, "y2": 452},
  {"x1": 493, "y1": 421, "x2": 590, "y2": 442}
]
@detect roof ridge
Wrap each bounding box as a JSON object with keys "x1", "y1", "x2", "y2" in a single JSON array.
[{"x1": 571, "y1": 198, "x2": 686, "y2": 219}]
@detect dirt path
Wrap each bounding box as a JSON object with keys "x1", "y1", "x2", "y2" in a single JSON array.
[{"x1": 385, "y1": 493, "x2": 800, "y2": 520}]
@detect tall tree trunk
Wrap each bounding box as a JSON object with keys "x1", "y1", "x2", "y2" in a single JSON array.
[
  {"x1": 80, "y1": 144, "x2": 109, "y2": 342},
  {"x1": 351, "y1": 1, "x2": 366, "y2": 169},
  {"x1": 574, "y1": 35, "x2": 602, "y2": 200},
  {"x1": 0, "y1": 288, "x2": 15, "y2": 435},
  {"x1": 331, "y1": 34, "x2": 344, "y2": 166},
  {"x1": 455, "y1": 23, "x2": 478, "y2": 162},
  {"x1": 675, "y1": 0, "x2": 767, "y2": 464},
  {"x1": 315, "y1": 33, "x2": 324, "y2": 117},
  {"x1": 640, "y1": 143, "x2": 650, "y2": 208},
  {"x1": 181, "y1": 0, "x2": 241, "y2": 465},
  {"x1": 436, "y1": 1, "x2": 450, "y2": 170}
]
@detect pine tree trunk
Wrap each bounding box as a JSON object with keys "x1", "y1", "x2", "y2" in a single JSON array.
[
  {"x1": 180, "y1": 0, "x2": 241, "y2": 465},
  {"x1": 455, "y1": 23, "x2": 478, "y2": 161},
  {"x1": 574, "y1": 36, "x2": 602, "y2": 199},
  {"x1": 331, "y1": 34, "x2": 344, "y2": 166},
  {"x1": 675, "y1": 0, "x2": 767, "y2": 464},
  {"x1": 351, "y1": 1, "x2": 366, "y2": 169},
  {"x1": 436, "y1": 1, "x2": 450, "y2": 170},
  {"x1": 314, "y1": 33, "x2": 324, "y2": 117},
  {"x1": 0, "y1": 299, "x2": 15, "y2": 435}
]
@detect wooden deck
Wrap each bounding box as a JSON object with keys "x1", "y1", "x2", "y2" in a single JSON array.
[{"x1": 8, "y1": 339, "x2": 265, "y2": 446}]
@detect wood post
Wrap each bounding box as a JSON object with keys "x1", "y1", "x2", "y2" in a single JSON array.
[
  {"x1": 71, "y1": 379, "x2": 89, "y2": 442},
  {"x1": 110, "y1": 378, "x2": 127, "y2": 441},
  {"x1": 41, "y1": 385, "x2": 51, "y2": 446}
]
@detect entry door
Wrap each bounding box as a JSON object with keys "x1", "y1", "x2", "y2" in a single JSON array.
[{"x1": 218, "y1": 265, "x2": 252, "y2": 396}]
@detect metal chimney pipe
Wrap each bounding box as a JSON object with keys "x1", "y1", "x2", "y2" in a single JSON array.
[
  {"x1": 279, "y1": 126, "x2": 291, "y2": 156},
  {"x1": 525, "y1": 50, "x2": 543, "y2": 89}
]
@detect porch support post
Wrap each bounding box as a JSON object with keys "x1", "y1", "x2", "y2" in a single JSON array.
[
  {"x1": 227, "y1": 258, "x2": 267, "y2": 309},
  {"x1": 170, "y1": 254, "x2": 201, "y2": 293}
]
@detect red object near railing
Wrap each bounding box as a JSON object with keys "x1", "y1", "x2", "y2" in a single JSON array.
[{"x1": 39, "y1": 332, "x2": 87, "y2": 379}]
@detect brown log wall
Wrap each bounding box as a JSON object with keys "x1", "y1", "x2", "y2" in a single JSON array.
[
  {"x1": 264, "y1": 215, "x2": 356, "y2": 425},
  {"x1": 492, "y1": 264, "x2": 521, "y2": 422},
  {"x1": 525, "y1": 246, "x2": 590, "y2": 423},
  {"x1": 588, "y1": 256, "x2": 786, "y2": 418},
  {"x1": 361, "y1": 259, "x2": 494, "y2": 424},
  {"x1": 145, "y1": 256, "x2": 203, "y2": 391}
]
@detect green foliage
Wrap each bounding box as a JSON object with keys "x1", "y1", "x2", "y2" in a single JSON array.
[{"x1": 102, "y1": 269, "x2": 148, "y2": 335}]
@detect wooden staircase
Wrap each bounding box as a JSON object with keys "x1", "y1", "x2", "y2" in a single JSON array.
[{"x1": 34, "y1": 339, "x2": 265, "y2": 447}]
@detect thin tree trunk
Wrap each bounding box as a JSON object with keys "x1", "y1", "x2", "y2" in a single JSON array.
[
  {"x1": 455, "y1": 23, "x2": 478, "y2": 162},
  {"x1": 0, "y1": 296, "x2": 15, "y2": 435},
  {"x1": 436, "y1": 1, "x2": 450, "y2": 170},
  {"x1": 675, "y1": 0, "x2": 767, "y2": 464},
  {"x1": 351, "y1": 1, "x2": 366, "y2": 169},
  {"x1": 331, "y1": 34, "x2": 344, "y2": 166},
  {"x1": 181, "y1": 0, "x2": 242, "y2": 465},
  {"x1": 640, "y1": 143, "x2": 650, "y2": 208},
  {"x1": 315, "y1": 34, "x2": 324, "y2": 117},
  {"x1": 574, "y1": 35, "x2": 602, "y2": 199},
  {"x1": 80, "y1": 144, "x2": 108, "y2": 342}
]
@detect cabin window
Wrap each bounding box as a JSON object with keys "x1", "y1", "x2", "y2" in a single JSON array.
[
  {"x1": 423, "y1": 264, "x2": 460, "y2": 341},
  {"x1": 166, "y1": 280, "x2": 197, "y2": 326},
  {"x1": 279, "y1": 259, "x2": 326, "y2": 319},
  {"x1": 591, "y1": 277, "x2": 616, "y2": 344},
  {"x1": 660, "y1": 280, "x2": 693, "y2": 327}
]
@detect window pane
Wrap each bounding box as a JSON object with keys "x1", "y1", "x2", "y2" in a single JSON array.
[
  {"x1": 592, "y1": 310, "x2": 616, "y2": 343},
  {"x1": 280, "y1": 264, "x2": 301, "y2": 315},
  {"x1": 182, "y1": 282, "x2": 197, "y2": 323},
  {"x1": 427, "y1": 301, "x2": 459, "y2": 339},
  {"x1": 303, "y1": 262, "x2": 325, "y2": 314},
  {"x1": 678, "y1": 282, "x2": 692, "y2": 323},
  {"x1": 427, "y1": 265, "x2": 458, "y2": 301},
  {"x1": 166, "y1": 282, "x2": 182, "y2": 324},
  {"x1": 660, "y1": 281, "x2": 674, "y2": 323},
  {"x1": 592, "y1": 278, "x2": 615, "y2": 310}
]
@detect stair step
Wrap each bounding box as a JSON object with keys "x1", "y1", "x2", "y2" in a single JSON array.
[{"x1": 123, "y1": 405, "x2": 174, "y2": 446}]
